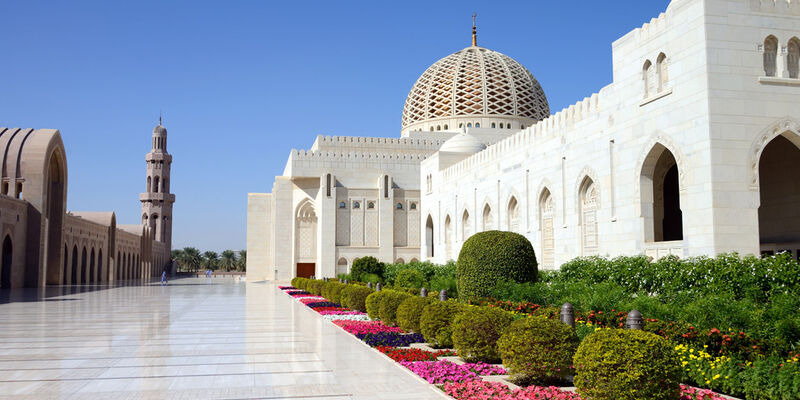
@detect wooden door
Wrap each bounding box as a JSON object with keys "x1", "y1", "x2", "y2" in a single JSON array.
[{"x1": 296, "y1": 263, "x2": 315, "y2": 279}]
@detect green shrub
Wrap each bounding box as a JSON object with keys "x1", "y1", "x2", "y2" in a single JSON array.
[
  {"x1": 291, "y1": 277, "x2": 301, "y2": 288},
  {"x1": 321, "y1": 282, "x2": 346, "y2": 304},
  {"x1": 395, "y1": 269, "x2": 426, "y2": 289},
  {"x1": 341, "y1": 285, "x2": 372, "y2": 312},
  {"x1": 378, "y1": 290, "x2": 414, "y2": 326},
  {"x1": 351, "y1": 257, "x2": 385, "y2": 282},
  {"x1": 397, "y1": 296, "x2": 435, "y2": 333},
  {"x1": 308, "y1": 280, "x2": 325, "y2": 296},
  {"x1": 361, "y1": 273, "x2": 383, "y2": 285},
  {"x1": 366, "y1": 290, "x2": 390, "y2": 320},
  {"x1": 451, "y1": 306, "x2": 515, "y2": 363},
  {"x1": 573, "y1": 329, "x2": 681, "y2": 400},
  {"x1": 420, "y1": 300, "x2": 466, "y2": 348},
  {"x1": 497, "y1": 316, "x2": 579, "y2": 384},
  {"x1": 392, "y1": 287, "x2": 421, "y2": 295},
  {"x1": 457, "y1": 231, "x2": 538, "y2": 301}
]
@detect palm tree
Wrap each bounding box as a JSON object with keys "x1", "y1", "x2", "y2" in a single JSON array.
[
  {"x1": 237, "y1": 250, "x2": 247, "y2": 272},
  {"x1": 203, "y1": 251, "x2": 219, "y2": 271},
  {"x1": 220, "y1": 250, "x2": 236, "y2": 272},
  {"x1": 182, "y1": 247, "x2": 202, "y2": 272}
]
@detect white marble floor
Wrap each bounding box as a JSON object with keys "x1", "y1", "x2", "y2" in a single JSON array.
[{"x1": 0, "y1": 278, "x2": 446, "y2": 400}]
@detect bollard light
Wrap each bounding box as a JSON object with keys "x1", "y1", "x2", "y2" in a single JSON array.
[
  {"x1": 439, "y1": 289, "x2": 448, "y2": 301},
  {"x1": 343, "y1": 279, "x2": 348, "y2": 285},
  {"x1": 626, "y1": 310, "x2": 643, "y2": 330},
  {"x1": 420, "y1": 287, "x2": 428, "y2": 297},
  {"x1": 375, "y1": 282, "x2": 382, "y2": 291},
  {"x1": 560, "y1": 302, "x2": 575, "y2": 328},
  {"x1": 367, "y1": 282, "x2": 373, "y2": 289}
]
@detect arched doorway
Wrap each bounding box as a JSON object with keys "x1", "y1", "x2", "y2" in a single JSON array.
[
  {"x1": 89, "y1": 249, "x2": 96, "y2": 283},
  {"x1": 295, "y1": 201, "x2": 317, "y2": 278},
  {"x1": 579, "y1": 177, "x2": 599, "y2": 255},
  {"x1": 81, "y1": 247, "x2": 88, "y2": 284},
  {"x1": 539, "y1": 189, "x2": 555, "y2": 268},
  {"x1": 758, "y1": 135, "x2": 800, "y2": 254},
  {"x1": 62, "y1": 245, "x2": 68, "y2": 285},
  {"x1": 44, "y1": 152, "x2": 66, "y2": 286},
  {"x1": 507, "y1": 197, "x2": 519, "y2": 233},
  {"x1": 98, "y1": 249, "x2": 104, "y2": 282},
  {"x1": 482, "y1": 204, "x2": 493, "y2": 231},
  {"x1": 444, "y1": 215, "x2": 452, "y2": 260},
  {"x1": 425, "y1": 215, "x2": 434, "y2": 258},
  {"x1": 641, "y1": 144, "x2": 683, "y2": 242},
  {"x1": 1, "y1": 235, "x2": 12, "y2": 289},
  {"x1": 71, "y1": 246, "x2": 78, "y2": 285}
]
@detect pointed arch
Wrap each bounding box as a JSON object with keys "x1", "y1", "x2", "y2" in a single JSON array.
[
  {"x1": 81, "y1": 246, "x2": 88, "y2": 284},
  {"x1": 764, "y1": 35, "x2": 778, "y2": 77},
  {"x1": 482, "y1": 203, "x2": 493, "y2": 231},
  {"x1": 294, "y1": 199, "x2": 317, "y2": 265},
  {"x1": 749, "y1": 117, "x2": 800, "y2": 190},
  {"x1": 539, "y1": 188, "x2": 555, "y2": 268},
  {"x1": 657, "y1": 53, "x2": 668, "y2": 90},
  {"x1": 425, "y1": 214, "x2": 434, "y2": 258},
  {"x1": 757, "y1": 128, "x2": 800, "y2": 249},
  {"x1": 640, "y1": 143, "x2": 683, "y2": 242},
  {"x1": 461, "y1": 209, "x2": 471, "y2": 241},
  {"x1": 788, "y1": 37, "x2": 800, "y2": 79},
  {"x1": 579, "y1": 176, "x2": 599, "y2": 255},
  {"x1": 71, "y1": 245, "x2": 78, "y2": 284},
  {"x1": 444, "y1": 214, "x2": 453, "y2": 260},
  {"x1": 89, "y1": 248, "x2": 96, "y2": 283},
  {"x1": 507, "y1": 196, "x2": 520, "y2": 233},
  {"x1": 1, "y1": 235, "x2": 12, "y2": 289},
  {"x1": 336, "y1": 257, "x2": 348, "y2": 275}
]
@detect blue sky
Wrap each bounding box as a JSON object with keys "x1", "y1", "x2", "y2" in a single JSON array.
[{"x1": 1, "y1": 0, "x2": 671, "y2": 252}]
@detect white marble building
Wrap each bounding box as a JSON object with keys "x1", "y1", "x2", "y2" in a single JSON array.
[{"x1": 247, "y1": 0, "x2": 800, "y2": 280}]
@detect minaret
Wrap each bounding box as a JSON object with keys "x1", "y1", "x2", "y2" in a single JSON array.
[{"x1": 140, "y1": 116, "x2": 175, "y2": 259}]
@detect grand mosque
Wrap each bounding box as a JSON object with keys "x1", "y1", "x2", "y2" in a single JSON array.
[{"x1": 247, "y1": 0, "x2": 800, "y2": 281}]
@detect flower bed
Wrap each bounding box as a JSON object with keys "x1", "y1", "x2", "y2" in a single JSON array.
[
  {"x1": 400, "y1": 360, "x2": 505, "y2": 384},
  {"x1": 358, "y1": 332, "x2": 425, "y2": 347},
  {"x1": 376, "y1": 346, "x2": 456, "y2": 362},
  {"x1": 311, "y1": 307, "x2": 351, "y2": 313},
  {"x1": 322, "y1": 314, "x2": 370, "y2": 322},
  {"x1": 304, "y1": 301, "x2": 342, "y2": 308},
  {"x1": 298, "y1": 297, "x2": 327, "y2": 304},
  {"x1": 278, "y1": 286, "x2": 296, "y2": 290},
  {"x1": 332, "y1": 320, "x2": 404, "y2": 335},
  {"x1": 445, "y1": 381, "x2": 581, "y2": 400}
]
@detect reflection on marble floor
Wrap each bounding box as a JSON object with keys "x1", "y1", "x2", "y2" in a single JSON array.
[{"x1": 0, "y1": 278, "x2": 445, "y2": 399}]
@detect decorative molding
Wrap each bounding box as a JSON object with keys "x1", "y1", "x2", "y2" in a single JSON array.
[
  {"x1": 639, "y1": 88, "x2": 673, "y2": 107},
  {"x1": 748, "y1": 117, "x2": 800, "y2": 190},
  {"x1": 758, "y1": 76, "x2": 800, "y2": 86}
]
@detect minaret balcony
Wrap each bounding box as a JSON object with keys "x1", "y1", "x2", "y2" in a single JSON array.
[
  {"x1": 140, "y1": 193, "x2": 175, "y2": 202},
  {"x1": 145, "y1": 153, "x2": 172, "y2": 162}
]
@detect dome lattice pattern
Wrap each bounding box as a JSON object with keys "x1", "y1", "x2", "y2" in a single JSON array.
[{"x1": 402, "y1": 46, "x2": 549, "y2": 128}]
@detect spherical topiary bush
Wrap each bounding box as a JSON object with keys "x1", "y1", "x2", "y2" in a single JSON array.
[
  {"x1": 420, "y1": 300, "x2": 466, "y2": 348},
  {"x1": 497, "y1": 316, "x2": 579, "y2": 385},
  {"x1": 366, "y1": 290, "x2": 390, "y2": 320},
  {"x1": 378, "y1": 290, "x2": 414, "y2": 326},
  {"x1": 350, "y1": 256, "x2": 385, "y2": 282},
  {"x1": 397, "y1": 296, "x2": 436, "y2": 333},
  {"x1": 291, "y1": 277, "x2": 301, "y2": 288},
  {"x1": 573, "y1": 329, "x2": 681, "y2": 400},
  {"x1": 341, "y1": 285, "x2": 372, "y2": 312},
  {"x1": 456, "y1": 230, "x2": 538, "y2": 301},
  {"x1": 395, "y1": 269, "x2": 426, "y2": 289},
  {"x1": 451, "y1": 306, "x2": 514, "y2": 363},
  {"x1": 308, "y1": 280, "x2": 325, "y2": 296}
]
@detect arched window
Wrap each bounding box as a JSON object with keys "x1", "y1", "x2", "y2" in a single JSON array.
[
  {"x1": 339, "y1": 201, "x2": 346, "y2": 209},
  {"x1": 788, "y1": 37, "x2": 800, "y2": 79},
  {"x1": 396, "y1": 202, "x2": 403, "y2": 209},
  {"x1": 443, "y1": 124, "x2": 448, "y2": 130},
  {"x1": 657, "y1": 53, "x2": 668, "y2": 90},
  {"x1": 467, "y1": 123, "x2": 472, "y2": 128},
  {"x1": 153, "y1": 176, "x2": 160, "y2": 193},
  {"x1": 410, "y1": 202, "x2": 417, "y2": 210},
  {"x1": 482, "y1": 204, "x2": 493, "y2": 231},
  {"x1": 539, "y1": 189, "x2": 555, "y2": 268},
  {"x1": 462, "y1": 210, "x2": 471, "y2": 240},
  {"x1": 425, "y1": 215, "x2": 434, "y2": 258},
  {"x1": 384, "y1": 175, "x2": 389, "y2": 198},
  {"x1": 15, "y1": 182, "x2": 22, "y2": 199},
  {"x1": 336, "y1": 258, "x2": 348, "y2": 275},
  {"x1": 436, "y1": 125, "x2": 441, "y2": 131},
  {"x1": 395, "y1": 258, "x2": 405, "y2": 264},
  {"x1": 475, "y1": 123, "x2": 480, "y2": 128},
  {"x1": 499, "y1": 123, "x2": 504, "y2": 129},
  {"x1": 491, "y1": 123, "x2": 496, "y2": 128},
  {"x1": 367, "y1": 202, "x2": 375, "y2": 209},
  {"x1": 507, "y1": 196, "x2": 519, "y2": 233},
  {"x1": 643, "y1": 60, "x2": 654, "y2": 98},
  {"x1": 764, "y1": 36, "x2": 778, "y2": 77},
  {"x1": 459, "y1": 123, "x2": 463, "y2": 128},
  {"x1": 147, "y1": 176, "x2": 151, "y2": 192},
  {"x1": 579, "y1": 177, "x2": 599, "y2": 255},
  {"x1": 353, "y1": 201, "x2": 360, "y2": 209},
  {"x1": 326, "y1": 174, "x2": 331, "y2": 197},
  {"x1": 508, "y1": 124, "x2": 512, "y2": 129},
  {"x1": 430, "y1": 126, "x2": 435, "y2": 132},
  {"x1": 444, "y1": 215, "x2": 453, "y2": 259}
]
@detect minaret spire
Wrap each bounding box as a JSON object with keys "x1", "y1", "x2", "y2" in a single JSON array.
[{"x1": 472, "y1": 12, "x2": 477, "y2": 47}]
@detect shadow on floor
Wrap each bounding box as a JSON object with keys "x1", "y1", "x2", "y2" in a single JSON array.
[{"x1": 0, "y1": 276, "x2": 195, "y2": 304}]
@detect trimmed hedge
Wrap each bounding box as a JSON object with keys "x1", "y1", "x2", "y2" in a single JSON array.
[
  {"x1": 351, "y1": 256, "x2": 385, "y2": 282},
  {"x1": 420, "y1": 300, "x2": 467, "y2": 348},
  {"x1": 451, "y1": 306, "x2": 515, "y2": 363},
  {"x1": 340, "y1": 285, "x2": 372, "y2": 312},
  {"x1": 497, "y1": 316, "x2": 579, "y2": 384},
  {"x1": 378, "y1": 290, "x2": 414, "y2": 326},
  {"x1": 308, "y1": 280, "x2": 325, "y2": 296},
  {"x1": 321, "y1": 281, "x2": 346, "y2": 304},
  {"x1": 397, "y1": 296, "x2": 436, "y2": 333},
  {"x1": 366, "y1": 290, "x2": 390, "y2": 320},
  {"x1": 573, "y1": 328, "x2": 681, "y2": 400},
  {"x1": 456, "y1": 230, "x2": 538, "y2": 301},
  {"x1": 395, "y1": 269, "x2": 426, "y2": 289}
]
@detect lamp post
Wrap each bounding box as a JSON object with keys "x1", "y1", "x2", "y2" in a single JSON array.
[
  {"x1": 420, "y1": 287, "x2": 428, "y2": 297},
  {"x1": 560, "y1": 303, "x2": 575, "y2": 328},
  {"x1": 626, "y1": 310, "x2": 643, "y2": 330},
  {"x1": 439, "y1": 289, "x2": 448, "y2": 301}
]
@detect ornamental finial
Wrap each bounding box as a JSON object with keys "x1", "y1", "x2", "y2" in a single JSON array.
[{"x1": 472, "y1": 12, "x2": 477, "y2": 46}]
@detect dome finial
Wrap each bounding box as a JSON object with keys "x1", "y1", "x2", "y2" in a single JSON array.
[
  {"x1": 159, "y1": 111, "x2": 162, "y2": 126},
  {"x1": 472, "y1": 12, "x2": 477, "y2": 46}
]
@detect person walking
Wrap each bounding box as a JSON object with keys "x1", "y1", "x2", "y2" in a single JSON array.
[{"x1": 161, "y1": 270, "x2": 168, "y2": 286}]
